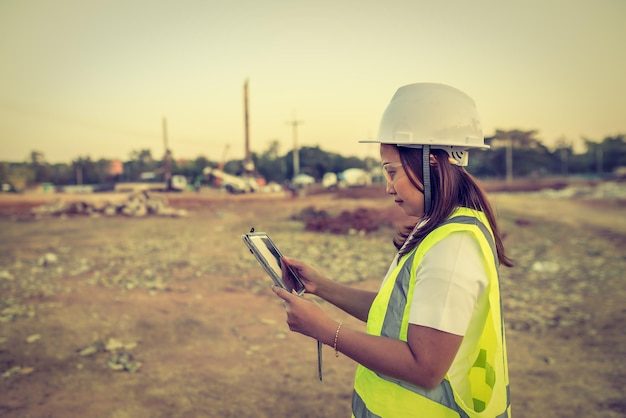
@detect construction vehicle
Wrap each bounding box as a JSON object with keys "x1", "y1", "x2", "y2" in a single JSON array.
[
  {"x1": 202, "y1": 167, "x2": 259, "y2": 194},
  {"x1": 323, "y1": 168, "x2": 372, "y2": 189}
]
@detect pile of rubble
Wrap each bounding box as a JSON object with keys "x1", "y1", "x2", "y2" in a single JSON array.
[
  {"x1": 30, "y1": 191, "x2": 188, "y2": 219},
  {"x1": 531, "y1": 180, "x2": 626, "y2": 200},
  {"x1": 77, "y1": 337, "x2": 142, "y2": 373},
  {"x1": 293, "y1": 206, "x2": 392, "y2": 235}
]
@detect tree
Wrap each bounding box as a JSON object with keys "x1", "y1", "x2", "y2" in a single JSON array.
[
  {"x1": 29, "y1": 150, "x2": 53, "y2": 183},
  {"x1": 11, "y1": 132, "x2": 618, "y2": 188},
  {"x1": 30, "y1": 150, "x2": 45, "y2": 165},
  {"x1": 6, "y1": 164, "x2": 34, "y2": 191},
  {"x1": 486, "y1": 129, "x2": 558, "y2": 179},
  {"x1": 129, "y1": 149, "x2": 154, "y2": 164},
  {"x1": 255, "y1": 140, "x2": 287, "y2": 183},
  {"x1": 72, "y1": 156, "x2": 94, "y2": 185},
  {"x1": 50, "y1": 163, "x2": 73, "y2": 185},
  {"x1": 125, "y1": 149, "x2": 157, "y2": 181},
  {"x1": 599, "y1": 134, "x2": 626, "y2": 174},
  {"x1": 193, "y1": 156, "x2": 211, "y2": 173},
  {"x1": 580, "y1": 135, "x2": 626, "y2": 175},
  {"x1": 553, "y1": 137, "x2": 574, "y2": 175},
  {"x1": 283, "y1": 146, "x2": 369, "y2": 180},
  {"x1": 95, "y1": 158, "x2": 114, "y2": 184},
  {"x1": 0, "y1": 163, "x2": 8, "y2": 184}
]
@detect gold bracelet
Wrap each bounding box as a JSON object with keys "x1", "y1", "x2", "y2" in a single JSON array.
[{"x1": 333, "y1": 322, "x2": 343, "y2": 357}]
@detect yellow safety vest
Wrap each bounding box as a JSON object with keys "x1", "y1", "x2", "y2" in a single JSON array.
[{"x1": 352, "y1": 207, "x2": 511, "y2": 417}]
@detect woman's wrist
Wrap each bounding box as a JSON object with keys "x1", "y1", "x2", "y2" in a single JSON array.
[
  {"x1": 312, "y1": 276, "x2": 334, "y2": 300},
  {"x1": 319, "y1": 319, "x2": 343, "y2": 347},
  {"x1": 333, "y1": 322, "x2": 343, "y2": 356}
]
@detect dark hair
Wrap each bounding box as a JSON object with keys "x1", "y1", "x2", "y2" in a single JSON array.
[{"x1": 394, "y1": 146, "x2": 514, "y2": 267}]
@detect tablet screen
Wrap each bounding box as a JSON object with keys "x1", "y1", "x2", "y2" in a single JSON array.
[{"x1": 243, "y1": 233, "x2": 305, "y2": 294}]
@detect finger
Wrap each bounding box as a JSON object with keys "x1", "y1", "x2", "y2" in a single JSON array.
[
  {"x1": 280, "y1": 257, "x2": 290, "y2": 278},
  {"x1": 281, "y1": 256, "x2": 300, "y2": 269}
]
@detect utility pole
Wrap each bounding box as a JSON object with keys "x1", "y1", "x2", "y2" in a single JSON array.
[
  {"x1": 505, "y1": 135, "x2": 513, "y2": 184},
  {"x1": 596, "y1": 144, "x2": 604, "y2": 174},
  {"x1": 286, "y1": 112, "x2": 304, "y2": 178},
  {"x1": 76, "y1": 164, "x2": 83, "y2": 186},
  {"x1": 560, "y1": 148, "x2": 569, "y2": 176},
  {"x1": 243, "y1": 79, "x2": 254, "y2": 174},
  {"x1": 163, "y1": 116, "x2": 172, "y2": 188}
]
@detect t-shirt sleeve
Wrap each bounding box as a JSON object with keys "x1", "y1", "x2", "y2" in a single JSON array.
[{"x1": 408, "y1": 231, "x2": 488, "y2": 336}]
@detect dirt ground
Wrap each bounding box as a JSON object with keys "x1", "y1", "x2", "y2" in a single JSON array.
[{"x1": 0, "y1": 186, "x2": 625, "y2": 418}]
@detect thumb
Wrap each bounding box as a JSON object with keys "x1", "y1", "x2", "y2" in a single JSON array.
[{"x1": 271, "y1": 285, "x2": 293, "y2": 301}]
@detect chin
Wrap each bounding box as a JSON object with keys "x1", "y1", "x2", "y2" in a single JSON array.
[{"x1": 403, "y1": 208, "x2": 424, "y2": 218}]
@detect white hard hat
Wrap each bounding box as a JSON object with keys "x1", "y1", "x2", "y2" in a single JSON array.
[{"x1": 360, "y1": 83, "x2": 488, "y2": 166}]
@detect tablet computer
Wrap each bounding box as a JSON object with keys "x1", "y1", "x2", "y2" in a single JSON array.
[{"x1": 242, "y1": 231, "x2": 306, "y2": 295}]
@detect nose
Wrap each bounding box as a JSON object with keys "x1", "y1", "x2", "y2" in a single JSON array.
[{"x1": 385, "y1": 181, "x2": 396, "y2": 195}]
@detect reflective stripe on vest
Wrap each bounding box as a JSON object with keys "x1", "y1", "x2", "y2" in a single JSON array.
[{"x1": 352, "y1": 208, "x2": 511, "y2": 418}]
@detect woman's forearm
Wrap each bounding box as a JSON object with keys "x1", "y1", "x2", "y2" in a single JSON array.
[{"x1": 315, "y1": 280, "x2": 377, "y2": 322}]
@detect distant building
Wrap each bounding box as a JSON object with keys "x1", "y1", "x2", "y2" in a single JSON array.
[{"x1": 109, "y1": 160, "x2": 123, "y2": 176}]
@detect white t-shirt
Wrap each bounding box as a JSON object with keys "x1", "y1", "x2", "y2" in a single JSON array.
[
  {"x1": 381, "y1": 231, "x2": 488, "y2": 335},
  {"x1": 409, "y1": 231, "x2": 488, "y2": 336},
  {"x1": 412, "y1": 231, "x2": 491, "y2": 405},
  {"x1": 382, "y1": 230, "x2": 490, "y2": 405}
]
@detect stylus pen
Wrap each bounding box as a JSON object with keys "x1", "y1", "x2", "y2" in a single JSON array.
[{"x1": 317, "y1": 340, "x2": 323, "y2": 381}]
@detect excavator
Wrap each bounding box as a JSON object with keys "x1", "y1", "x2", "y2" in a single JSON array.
[{"x1": 195, "y1": 145, "x2": 260, "y2": 194}]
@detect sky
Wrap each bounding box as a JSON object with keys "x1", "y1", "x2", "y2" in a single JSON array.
[{"x1": 1, "y1": 0, "x2": 625, "y2": 164}]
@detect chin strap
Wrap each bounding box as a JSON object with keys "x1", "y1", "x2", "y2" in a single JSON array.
[{"x1": 422, "y1": 145, "x2": 431, "y2": 215}]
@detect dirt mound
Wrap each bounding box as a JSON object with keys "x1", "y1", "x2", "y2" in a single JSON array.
[{"x1": 292, "y1": 206, "x2": 393, "y2": 235}]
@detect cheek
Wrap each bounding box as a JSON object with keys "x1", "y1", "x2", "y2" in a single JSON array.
[
  {"x1": 397, "y1": 179, "x2": 417, "y2": 197},
  {"x1": 399, "y1": 184, "x2": 425, "y2": 211}
]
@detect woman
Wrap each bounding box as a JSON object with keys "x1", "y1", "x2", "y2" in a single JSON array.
[{"x1": 273, "y1": 83, "x2": 513, "y2": 417}]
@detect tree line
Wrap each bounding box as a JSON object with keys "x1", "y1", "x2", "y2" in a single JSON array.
[{"x1": 1, "y1": 130, "x2": 624, "y2": 191}]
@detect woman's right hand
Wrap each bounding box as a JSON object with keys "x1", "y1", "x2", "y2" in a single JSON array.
[
  {"x1": 283, "y1": 256, "x2": 376, "y2": 323},
  {"x1": 281, "y1": 257, "x2": 326, "y2": 295}
]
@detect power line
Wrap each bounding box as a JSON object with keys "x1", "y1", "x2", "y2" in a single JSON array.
[{"x1": 0, "y1": 99, "x2": 160, "y2": 140}]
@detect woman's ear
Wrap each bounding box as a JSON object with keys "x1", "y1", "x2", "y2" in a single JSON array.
[{"x1": 429, "y1": 153, "x2": 438, "y2": 166}]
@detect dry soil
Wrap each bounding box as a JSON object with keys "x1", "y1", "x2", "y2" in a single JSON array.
[{"x1": 0, "y1": 187, "x2": 624, "y2": 418}]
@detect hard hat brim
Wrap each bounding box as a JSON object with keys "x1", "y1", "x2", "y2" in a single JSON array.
[{"x1": 358, "y1": 138, "x2": 490, "y2": 150}]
